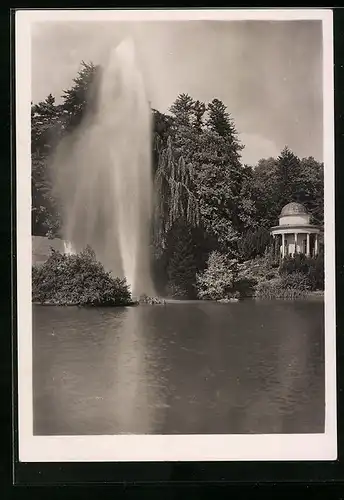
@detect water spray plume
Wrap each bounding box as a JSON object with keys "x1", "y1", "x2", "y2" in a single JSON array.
[{"x1": 52, "y1": 38, "x2": 155, "y2": 297}]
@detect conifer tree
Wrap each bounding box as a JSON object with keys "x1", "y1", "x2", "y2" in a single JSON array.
[
  {"x1": 192, "y1": 99, "x2": 206, "y2": 131},
  {"x1": 276, "y1": 146, "x2": 302, "y2": 206},
  {"x1": 169, "y1": 93, "x2": 195, "y2": 127},
  {"x1": 207, "y1": 98, "x2": 235, "y2": 137},
  {"x1": 62, "y1": 61, "x2": 100, "y2": 130},
  {"x1": 168, "y1": 93, "x2": 203, "y2": 165},
  {"x1": 165, "y1": 221, "x2": 198, "y2": 298}
]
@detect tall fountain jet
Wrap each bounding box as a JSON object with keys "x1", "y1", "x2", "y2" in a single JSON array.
[{"x1": 52, "y1": 38, "x2": 155, "y2": 297}]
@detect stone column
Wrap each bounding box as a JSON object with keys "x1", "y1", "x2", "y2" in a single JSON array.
[
  {"x1": 282, "y1": 233, "x2": 285, "y2": 259},
  {"x1": 306, "y1": 233, "x2": 310, "y2": 257},
  {"x1": 294, "y1": 232, "x2": 298, "y2": 256},
  {"x1": 315, "y1": 233, "x2": 318, "y2": 256}
]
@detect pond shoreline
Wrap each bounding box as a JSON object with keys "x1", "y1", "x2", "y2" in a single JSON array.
[
  {"x1": 32, "y1": 290, "x2": 324, "y2": 308},
  {"x1": 32, "y1": 301, "x2": 139, "y2": 307}
]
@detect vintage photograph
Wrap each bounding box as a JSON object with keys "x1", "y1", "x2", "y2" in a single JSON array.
[{"x1": 16, "y1": 9, "x2": 336, "y2": 461}]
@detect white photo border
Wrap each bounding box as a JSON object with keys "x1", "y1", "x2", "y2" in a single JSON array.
[{"x1": 16, "y1": 8, "x2": 337, "y2": 462}]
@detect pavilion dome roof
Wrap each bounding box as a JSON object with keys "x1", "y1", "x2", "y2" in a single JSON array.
[{"x1": 280, "y1": 202, "x2": 308, "y2": 217}]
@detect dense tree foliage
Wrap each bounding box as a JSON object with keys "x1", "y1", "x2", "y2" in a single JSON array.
[
  {"x1": 32, "y1": 61, "x2": 324, "y2": 298},
  {"x1": 249, "y1": 150, "x2": 324, "y2": 229},
  {"x1": 237, "y1": 227, "x2": 272, "y2": 261}
]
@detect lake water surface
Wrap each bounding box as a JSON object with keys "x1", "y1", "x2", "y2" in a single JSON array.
[{"x1": 33, "y1": 299, "x2": 325, "y2": 435}]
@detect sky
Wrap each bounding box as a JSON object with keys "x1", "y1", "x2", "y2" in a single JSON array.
[{"x1": 31, "y1": 20, "x2": 323, "y2": 165}]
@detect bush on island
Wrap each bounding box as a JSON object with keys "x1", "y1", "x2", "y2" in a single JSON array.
[
  {"x1": 139, "y1": 294, "x2": 166, "y2": 305},
  {"x1": 32, "y1": 246, "x2": 132, "y2": 306}
]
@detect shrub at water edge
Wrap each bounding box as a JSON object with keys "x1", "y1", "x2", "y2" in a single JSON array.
[
  {"x1": 255, "y1": 271, "x2": 311, "y2": 299},
  {"x1": 196, "y1": 251, "x2": 239, "y2": 301},
  {"x1": 139, "y1": 294, "x2": 166, "y2": 305},
  {"x1": 32, "y1": 246, "x2": 132, "y2": 306},
  {"x1": 279, "y1": 252, "x2": 324, "y2": 291},
  {"x1": 235, "y1": 255, "x2": 280, "y2": 297}
]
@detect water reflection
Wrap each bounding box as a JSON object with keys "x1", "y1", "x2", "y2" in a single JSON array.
[
  {"x1": 111, "y1": 306, "x2": 159, "y2": 434},
  {"x1": 33, "y1": 300, "x2": 325, "y2": 435}
]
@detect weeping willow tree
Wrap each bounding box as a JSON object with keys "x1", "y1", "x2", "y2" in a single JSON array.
[{"x1": 153, "y1": 136, "x2": 200, "y2": 255}]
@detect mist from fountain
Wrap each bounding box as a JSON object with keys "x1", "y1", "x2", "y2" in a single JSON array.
[{"x1": 52, "y1": 38, "x2": 155, "y2": 297}]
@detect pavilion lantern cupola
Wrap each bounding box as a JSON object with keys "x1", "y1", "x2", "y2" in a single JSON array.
[{"x1": 270, "y1": 202, "x2": 322, "y2": 259}]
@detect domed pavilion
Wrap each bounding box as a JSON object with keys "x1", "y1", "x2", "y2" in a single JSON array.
[{"x1": 270, "y1": 202, "x2": 322, "y2": 259}]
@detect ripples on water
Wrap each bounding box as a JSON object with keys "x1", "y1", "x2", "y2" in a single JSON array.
[{"x1": 33, "y1": 300, "x2": 325, "y2": 435}]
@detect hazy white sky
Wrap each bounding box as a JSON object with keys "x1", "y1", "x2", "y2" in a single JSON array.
[{"x1": 31, "y1": 20, "x2": 323, "y2": 165}]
